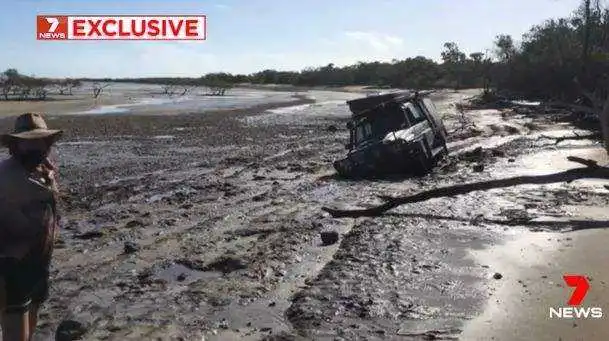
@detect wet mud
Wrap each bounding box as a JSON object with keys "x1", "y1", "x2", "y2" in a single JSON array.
[{"x1": 0, "y1": 89, "x2": 605, "y2": 340}]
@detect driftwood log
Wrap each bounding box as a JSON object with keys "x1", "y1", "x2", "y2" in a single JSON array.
[
  {"x1": 322, "y1": 157, "x2": 609, "y2": 218},
  {"x1": 540, "y1": 132, "x2": 603, "y2": 144}
]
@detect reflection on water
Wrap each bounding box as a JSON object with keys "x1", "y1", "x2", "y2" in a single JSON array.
[
  {"x1": 81, "y1": 106, "x2": 129, "y2": 114},
  {"x1": 74, "y1": 87, "x2": 299, "y2": 115}
]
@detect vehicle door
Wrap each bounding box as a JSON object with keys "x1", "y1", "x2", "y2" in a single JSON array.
[
  {"x1": 419, "y1": 97, "x2": 447, "y2": 138},
  {"x1": 401, "y1": 102, "x2": 434, "y2": 149}
]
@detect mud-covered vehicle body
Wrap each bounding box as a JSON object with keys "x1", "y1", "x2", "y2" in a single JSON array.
[{"x1": 334, "y1": 91, "x2": 448, "y2": 178}]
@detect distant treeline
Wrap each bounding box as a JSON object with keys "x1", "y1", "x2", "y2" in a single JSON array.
[
  {"x1": 79, "y1": 54, "x2": 489, "y2": 91},
  {"x1": 0, "y1": 69, "x2": 82, "y2": 100},
  {"x1": 4, "y1": 0, "x2": 609, "y2": 103}
]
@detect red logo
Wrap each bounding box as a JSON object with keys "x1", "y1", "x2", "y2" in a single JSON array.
[
  {"x1": 37, "y1": 16, "x2": 68, "y2": 40},
  {"x1": 36, "y1": 15, "x2": 206, "y2": 41},
  {"x1": 564, "y1": 275, "x2": 590, "y2": 306}
]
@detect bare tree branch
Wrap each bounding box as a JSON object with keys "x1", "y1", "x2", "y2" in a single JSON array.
[
  {"x1": 321, "y1": 157, "x2": 608, "y2": 218},
  {"x1": 540, "y1": 132, "x2": 603, "y2": 144}
]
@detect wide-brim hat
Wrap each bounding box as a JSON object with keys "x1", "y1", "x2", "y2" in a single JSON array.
[{"x1": 1, "y1": 113, "x2": 63, "y2": 146}]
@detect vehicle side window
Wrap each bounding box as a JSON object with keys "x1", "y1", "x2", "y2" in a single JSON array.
[{"x1": 404, "y1": 102, "x2": 426, "y2": 124}]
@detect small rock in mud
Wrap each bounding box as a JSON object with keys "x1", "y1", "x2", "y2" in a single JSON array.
[
  {"x1": 287, "y1": 163, "x2": 305, "y2": 172},
  {"x1": 493, "y1": 272, "x2": 503, "y2": 280},
  {"x1": 74, "y1": 230, "x2": 104, "y2": 240},
  {"x1": 253, "y1": 174, "x2": 267, "y2": 180},
  {"x1": 204, "y1": 256, "x2": 248, "y2": 273},
  {"x1": 320, "y1": 231, "x2": 339, "y2": 246},
  {"x1": 502, "y1": 208, "x2": 533, "y2": 223},
  {"x1": 261, "y1": 331, "x2": 307, "y2": 341},
  {"x1": 123, "y1": 241, "x2": 140, "y2": 254},
  {"x1": 177, "y1": 273, "x2": 187, "y2": 282},
  {"x1": 463, "y1": 146, "x2": 485, "y2": 162},
  {"x1": 491, "y1": 149, "x2": 506, "y2": 157},
  {"x1": 470, "y1": 214, "x2": 486, "y2": 225},
  {"x1": 508, "y1": 158, "x2": 516, "y2": 162},
  {"x1": 125, "y1": 219, "x2": 145, "y2": 228},
  {"x1": 252, "y1": 193, "x2": 267, "y2": 201},
  {"x1": 327, "y1": 125, "x2": 338, "y2": 132},
  {"x1": 161, "y1": 218, "x2": 178, "y2": 226},
  {"x1": 55, "y1": 238, "x2": 67, "y2": 249},
  {"x1": 218, "y1": 318, "x2": 229, "y2": 329},
  {"x1": 55, "y1": 319, "x2": 88, "y2": 341},
  {"x1": 175, "y1": 258, "x2": 206, "y2": 271},
  {"x1": 473, "y1": 164, "x2": 484, "y2": 172}
]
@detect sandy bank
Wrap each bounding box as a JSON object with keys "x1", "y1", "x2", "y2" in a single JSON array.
[
  {"x1": 0, "y1": 96, "x2": 126, "y2": 117},
  {"x1": 461, "y1": 147, "x2": 609, "y2": 340},
  {"x1": 0, "y1": 84, "x2": 310, "y2": 117}
]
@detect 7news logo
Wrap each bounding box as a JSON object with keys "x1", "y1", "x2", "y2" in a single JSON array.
[
  {"x1": 549, "y1": 274, "x2": 603, "y2": 319},
  {"x1": 36, "y1": 16, "x2": 67, "y2": 40}
]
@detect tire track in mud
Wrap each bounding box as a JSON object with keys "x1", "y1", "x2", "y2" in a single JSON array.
[
  {"x1": 282, "y1": 181, "x2": 503, "y2": 340},
  {"x1": 37, "y1": 116, "x2": 355, "y2": 340}
]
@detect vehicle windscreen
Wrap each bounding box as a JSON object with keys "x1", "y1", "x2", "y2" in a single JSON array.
[{"x1": 353, "y1": 105, "x2": 408, "y2": 144}]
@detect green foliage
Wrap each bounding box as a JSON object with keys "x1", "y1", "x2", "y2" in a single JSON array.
[
  {"x1": 71, "y1": 54, "x2": 490, "y2": 90},
  {"x1": 492, "y1": 0, "x2": 609, "y2": 101}
]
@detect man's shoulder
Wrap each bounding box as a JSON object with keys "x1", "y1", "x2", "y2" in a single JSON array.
[{"x1": 0, "y1": 157, "x2": 54, "y2": 203}]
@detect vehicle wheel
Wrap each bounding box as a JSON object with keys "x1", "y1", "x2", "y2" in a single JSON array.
[
  {"x1": 433, "y1": 135, "x2": 449, "y2": 162},
  {"x1": 412, "y1": 141, "x2": 432, "y2": 176},
  {"x1": 333, "y1": 161, "x2": 351, "y2": 178}
]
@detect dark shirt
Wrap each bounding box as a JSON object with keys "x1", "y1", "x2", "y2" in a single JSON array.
[{"x1": 0, "y1": 157, "x2": 58, "y2": 260}]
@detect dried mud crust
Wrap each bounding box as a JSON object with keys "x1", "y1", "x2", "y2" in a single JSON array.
[{"x1": 0, "y1": 91, "x2": 604, "y2": 340}]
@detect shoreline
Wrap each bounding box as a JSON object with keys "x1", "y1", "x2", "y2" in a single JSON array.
[
  {"x1": 0, "y1": 84, "x2": 467, "y2": 118},
  {"x1": 56, "y1": 94, "x2": 317, "y2": 118},
  {"x1": 462, "y1": 228, "x2": 609, "y2": 340},
  {"x1": 461, "y1": 147, "x2": 609, "y2": 340},
  {"x1": 0, "y1": 94, "x2": 317, "y2": 141},
  {"x1": 0, "y1": 88, "x2": 317, "y2": 118}
]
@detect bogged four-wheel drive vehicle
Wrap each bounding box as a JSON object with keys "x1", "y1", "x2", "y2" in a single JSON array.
[{"x1": 333, "y1": 90, "x2": 449, "y2": 178}]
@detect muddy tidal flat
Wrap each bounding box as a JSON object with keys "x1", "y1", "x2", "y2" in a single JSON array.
[{"x1": 1, "y1": 86, "x2": 609, "y2": 341}]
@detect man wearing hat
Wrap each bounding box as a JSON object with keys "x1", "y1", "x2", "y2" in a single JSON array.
[{"x1": 0, "y1": 113, "x2": 62, "y2": 341}]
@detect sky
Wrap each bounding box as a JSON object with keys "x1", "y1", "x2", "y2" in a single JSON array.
[{"x1": 0, "y1": 0, "x2": 585, "y2": 78}]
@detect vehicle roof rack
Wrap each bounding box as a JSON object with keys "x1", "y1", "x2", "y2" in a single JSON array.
[{"x1": 346, "y1": 90, "x2": 434, "y2": 117}]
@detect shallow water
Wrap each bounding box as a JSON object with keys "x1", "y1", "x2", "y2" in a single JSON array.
[{"x1": 72, "y1": 85, "x2": 301, "y2": 115}]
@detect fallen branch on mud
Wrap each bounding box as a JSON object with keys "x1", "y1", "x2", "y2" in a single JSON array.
[
  {"x1": 449, "y1": 103, "x2": 477, "y2": 134},
  {"x1": 322, "y1": 157, "x2": 609, "y2": 218},
  {"x1": 540, "y1": 132, "x2": 603, "y2": 144}
]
